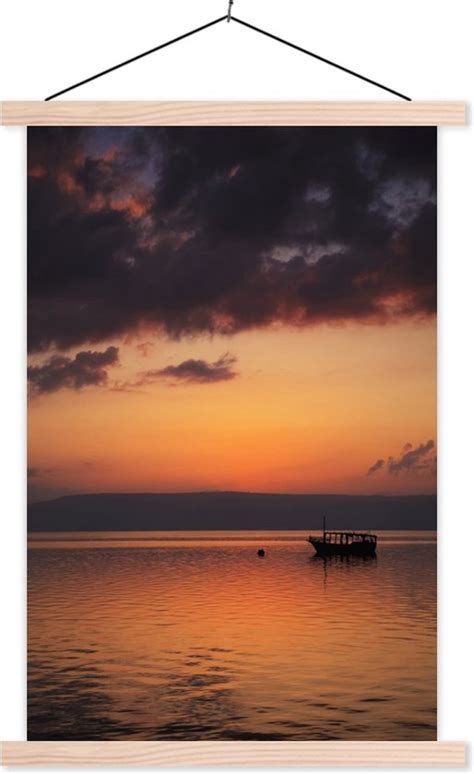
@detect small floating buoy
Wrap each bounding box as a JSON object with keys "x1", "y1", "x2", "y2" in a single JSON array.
[{"x1": 257, "y1": 548, "x2": 265, "y2": 557}]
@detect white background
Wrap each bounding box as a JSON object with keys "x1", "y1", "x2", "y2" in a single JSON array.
[{"x1": 1, "y1": 0, "x2": 473, "y2": 770}]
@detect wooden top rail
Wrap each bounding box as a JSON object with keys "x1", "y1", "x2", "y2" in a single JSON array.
[{"x1": 0, "y1": 100, "x2": 466, "y2": 126}]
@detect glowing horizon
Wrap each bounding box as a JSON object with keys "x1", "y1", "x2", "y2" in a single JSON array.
[{"x1": 28, "y1": 319, "x2": 436, "y2": 502}]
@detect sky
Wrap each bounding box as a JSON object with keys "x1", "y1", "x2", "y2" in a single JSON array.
[{"x1": 27, "y1": 126, "x2": 437, "y2": 503}]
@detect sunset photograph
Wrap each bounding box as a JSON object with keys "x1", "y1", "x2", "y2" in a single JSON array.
[{"x1": 27, "y1": 125, "x2": 437, "y2": 740}]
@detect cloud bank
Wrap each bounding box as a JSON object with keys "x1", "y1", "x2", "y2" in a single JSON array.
[{"x1": 28, "y1": 127, "x2": 437, "y2": 354}]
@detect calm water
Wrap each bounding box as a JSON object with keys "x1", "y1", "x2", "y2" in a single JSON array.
[{"x1": 28, "y1": 531, "x2": 436, "y2": 740}]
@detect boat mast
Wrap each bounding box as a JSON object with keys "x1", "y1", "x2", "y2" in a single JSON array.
[{"x1": 323, "y1": 515, "x2": 326, "y2": 543}]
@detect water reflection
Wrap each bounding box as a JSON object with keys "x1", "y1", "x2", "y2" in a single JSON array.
[
  {"x1": 312, "y1": 553, "x2": 378, "y2": 587},
  {"x1": 28, "y1": 531, "x2": 436, "y2": 740}
]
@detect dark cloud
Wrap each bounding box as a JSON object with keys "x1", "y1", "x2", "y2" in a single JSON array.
[
  {"x1": 367, "y1": 441, "x2": 436, "y2": 478},
  {"x1": 387, "y1": 440, "x2": 436, "y2": 475},
  {"x1": 141, "y1": 353, "x2": 238, "y2": 385},
  {"x1": 27, "y1": 127, "x2": 437, "y2": 353},
  {"x1": 28, "y1": 346, "x2": 119, "y2": 394},
  {"x1": 367, "y1": 458, "x2": 385, "y2": 476}
]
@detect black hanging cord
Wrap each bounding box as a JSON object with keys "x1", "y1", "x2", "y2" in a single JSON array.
[
  {"x1": 45, "y1": 9, "x2": 410, "y2": 102},
  {"x1": 45, "y1": 16, "x2": 227, "y2": 101},
  {"x1": 231, "y1": 17, "x2": 411, "y2": 102}
]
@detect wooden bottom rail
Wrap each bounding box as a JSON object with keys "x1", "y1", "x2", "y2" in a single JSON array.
[{"x1": 0, "y1": 740, "x2": 466, "y2": 767}]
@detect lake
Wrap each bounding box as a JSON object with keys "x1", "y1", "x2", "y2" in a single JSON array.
[{"x1": 28, "y1": 531, "x2": 436, "y2": 740}]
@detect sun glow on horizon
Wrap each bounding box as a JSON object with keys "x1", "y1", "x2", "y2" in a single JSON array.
[{"x1": 28, "y1": 320, "x2": 436, "y2": 502}]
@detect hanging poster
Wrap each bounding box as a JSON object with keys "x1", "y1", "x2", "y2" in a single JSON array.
[{"x1": 27, "y1": 125, "x2": 437, "y2": 742}]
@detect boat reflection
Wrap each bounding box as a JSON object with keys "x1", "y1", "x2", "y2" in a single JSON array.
[{"x1": 310, "y1": 551, "x2": 378, "y2": 588}]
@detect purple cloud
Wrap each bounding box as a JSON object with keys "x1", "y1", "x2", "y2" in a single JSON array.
[
  {"x1": 28, "y1": 346, "x2": 119, "y2": 394},
  {"x1": 141, "y1": 353, "x2": 238, "y2": 385}
]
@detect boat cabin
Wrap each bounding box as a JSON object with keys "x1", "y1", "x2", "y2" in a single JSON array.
[{"x1": 322, "y1": 531, "x2": 377, "y2": 545}]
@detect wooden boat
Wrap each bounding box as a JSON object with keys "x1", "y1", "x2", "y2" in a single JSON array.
[{"x1": 308, "y1": 518, "x2": 377, "y2": 557}]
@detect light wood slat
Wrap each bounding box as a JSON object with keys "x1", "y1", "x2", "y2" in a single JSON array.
[
  {"x1": 0, "y1": 740, "x2": 466, "y2": 767},
  {"x1": 0, "y1": 100, "x2": 466, "y2": 126}
]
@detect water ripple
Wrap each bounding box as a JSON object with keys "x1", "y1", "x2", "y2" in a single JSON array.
[{"x1": 28, "y1": 531, "x2": 436, "y2": 740}]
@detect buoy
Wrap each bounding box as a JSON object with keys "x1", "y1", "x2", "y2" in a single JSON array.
[{"x1": 257, "y1": 548, "x2": 265, "y2": 557}]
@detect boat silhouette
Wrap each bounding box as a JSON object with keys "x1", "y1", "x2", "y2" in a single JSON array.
[{"x1": 308, "y1": 516, "x2": 377, "y2": 557}]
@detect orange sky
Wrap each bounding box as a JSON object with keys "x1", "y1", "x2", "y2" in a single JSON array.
[
  {"x1": 27, "y1": 127, "x2": 437, "y2": 502},
  {"x1": 28, "y1": 319, "x2": 436, "y2": 501}
]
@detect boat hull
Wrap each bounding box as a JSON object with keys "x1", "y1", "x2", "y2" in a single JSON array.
[{"x1": 309, "y1": 538, "x2": 376, "y2": 557}]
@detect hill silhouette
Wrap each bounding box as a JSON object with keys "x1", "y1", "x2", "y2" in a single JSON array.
[{"x1": 28, "y1": 492, "x2": 436, "y2": 532}]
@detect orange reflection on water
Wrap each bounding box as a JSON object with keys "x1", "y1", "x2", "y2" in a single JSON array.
[{"x1": 28, "y1": 532, "x2": 436, "y2": 740}]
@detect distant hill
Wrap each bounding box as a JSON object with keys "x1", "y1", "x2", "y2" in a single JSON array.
[{"x1": 28, "y1": 492, "x2": 436, "y2": 532}]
